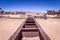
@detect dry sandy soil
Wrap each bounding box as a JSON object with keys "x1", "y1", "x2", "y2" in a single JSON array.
[
  {"x1": 22, "y1": 36, "x2": 40, "y2": 40},
  {"x1": 0, "y1": 18, "x2": 60, "y2": 40},
  {"x1": 35, "y1": 18, "x2": 60, "y2": 40},
  {"x1": 0, "y1": 18, "x2": 25, "y2": 40}
]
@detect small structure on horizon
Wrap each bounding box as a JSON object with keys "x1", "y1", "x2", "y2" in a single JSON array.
[{"x1": 47, "y1": 10, "x2": 60, "y2": 15}]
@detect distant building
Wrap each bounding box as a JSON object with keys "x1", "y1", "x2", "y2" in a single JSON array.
[
  {"x1": 16, "y1": 11, "x2": 26, "y2": 15},
  {"x1": 4, "y1": 12, "x2": 11, "y2": 14},
  {"x1": 47, "y1": 10, "x2": 60, "y2": 15}
]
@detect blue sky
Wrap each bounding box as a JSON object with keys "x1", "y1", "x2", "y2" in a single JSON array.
[{"x1": 0, "y1": 0, "x2": 60, "y2": 13}]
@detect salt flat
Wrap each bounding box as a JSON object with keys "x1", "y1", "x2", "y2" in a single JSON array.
[
  {"x1": 35, "y1": 18, "x2": 60, "y2": 40},
  {"x1": 0, "y1": 18, "x2": 25, "y2": 40}
]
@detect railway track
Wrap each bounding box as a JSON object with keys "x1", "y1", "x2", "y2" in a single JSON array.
[{"x1": 9, "y1": 17, "x2": 51, "y2": 40}]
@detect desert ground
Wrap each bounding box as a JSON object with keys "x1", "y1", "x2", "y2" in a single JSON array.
[
  {"x1": 0, "y1": 18, "x2": 25, "y2": 40},
  {"x1": 0, "y1": 17, "x2": 60, "y2": 40},
  {"x1": 22, "y1": 36, "x2": 40, "y2": 40},
  {"x1": 35, "y1": 18, "x2": 60, "y2": 40}
]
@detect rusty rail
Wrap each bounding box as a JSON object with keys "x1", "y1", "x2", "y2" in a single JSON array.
[{"x1": 8, "y1": 17, "x2": 51, "y2": 40}]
